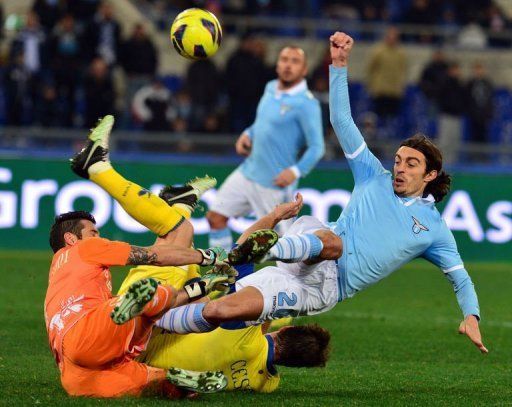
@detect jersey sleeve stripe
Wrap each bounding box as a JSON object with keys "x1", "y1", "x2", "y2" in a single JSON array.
[
  {"x1": 442, "y1": 264, "x2": 465, "y2": 273},
  {"x1": 344, "y1": 142, "x2": 366, "y2": 159}
]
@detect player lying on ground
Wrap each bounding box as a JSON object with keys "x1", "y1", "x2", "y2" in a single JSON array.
[
  {"x1": 44, "y1": 116, "x2": 234, "y2": 398},
  {"x1": 118, "y1": 192, "x2": 331, "y2": 392},
  {"x1": 156, "y1": 32, "x2": 488, "y2": 354}
]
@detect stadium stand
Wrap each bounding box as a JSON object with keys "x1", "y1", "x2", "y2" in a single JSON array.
[{"x1": 0, "y1": 0, "x2": 512, "y2": 165}]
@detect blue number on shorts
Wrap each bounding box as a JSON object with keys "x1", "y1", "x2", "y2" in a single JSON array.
[{"x1": 277, "y1": 292, "x2": 297, "y2": 307}]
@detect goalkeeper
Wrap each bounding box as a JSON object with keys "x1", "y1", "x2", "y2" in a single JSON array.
[{"x1": 44, "y1": 115, "x2": 234, "y2": 399}]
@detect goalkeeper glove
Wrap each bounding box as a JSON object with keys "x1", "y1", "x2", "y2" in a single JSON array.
[
  {"x1": 183, "y1": 272, "x2": 235, "y2": 301},
  {"x1": 196, "y1": 247, "x2": 228, "y2": 266}
]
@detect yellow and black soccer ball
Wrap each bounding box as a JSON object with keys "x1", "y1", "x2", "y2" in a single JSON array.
[{"x1": 170, "y1": 8, "x2": 222, "y2": 60}]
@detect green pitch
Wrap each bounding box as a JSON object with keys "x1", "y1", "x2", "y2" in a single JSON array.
[{"x1": 1, "y1": 251, "x2": 511, "y2": 405}]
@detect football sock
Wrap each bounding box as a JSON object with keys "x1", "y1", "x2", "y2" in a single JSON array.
[
  {"x1": 265, "y1": 233, "x2": 324, "y2": 262},
  {"x1": 156, "y1": 303, "x2": 216, "y2": 334},
  {"x1": 209, "y1": 227, "x2": 233, "y2": 251},
  {"x1": 173, "y1": 203, "x2": 192, "y2": 217},
  {"x1": 143, "y1": 285, "x2": 175, "y2": 319},
  {"x1": 89, "y1": 167, "x2": 188, "y2": 236}
]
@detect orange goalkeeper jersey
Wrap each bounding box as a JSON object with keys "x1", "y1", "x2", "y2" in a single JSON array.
[{"x1": 44, "y1": 237, "x2": 130, "y2": 366}]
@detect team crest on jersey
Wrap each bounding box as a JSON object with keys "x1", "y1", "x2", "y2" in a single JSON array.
[
  {"x1": 411, "y1": 216, "x2": 429, "y2": 234},
  {"x1": 49, "y1": 294, "x2": 85, "y2": 333},
  {"x1": 280, "y1": 104, "x2": 291, "y2": 115}
]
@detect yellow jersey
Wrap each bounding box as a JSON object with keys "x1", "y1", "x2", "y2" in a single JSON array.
[
  {"x1": 119, "y1": 263, "x2": 279, "y2": 392},
  {"x1": 117, "y1": 263, "x2": 201, "y2": 295},
  {"x1": 141, "y1": 325, "x2": 280, "y2": 393}
]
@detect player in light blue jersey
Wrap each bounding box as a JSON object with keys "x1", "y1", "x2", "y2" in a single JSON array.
[
  {"x1": 207, "y1": 46, "x2": 325, "y2": 250},
  {"x1": 155, "y1": 33, "x2": 487, "y2": 355}
]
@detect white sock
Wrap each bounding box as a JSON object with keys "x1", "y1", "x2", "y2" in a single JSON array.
[{"x1": 88, "y1": 161, "x2": 112, "y2": 175}]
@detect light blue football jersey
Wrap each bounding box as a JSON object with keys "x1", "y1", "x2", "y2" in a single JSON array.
[
  {"x1": 329, "y1": 66, "x2": 479, "y2": 318},
  {"x1": 240, "y1": 79, "x2": 325, "y2": 189}
]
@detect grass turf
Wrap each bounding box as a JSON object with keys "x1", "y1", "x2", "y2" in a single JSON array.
[{"x1": 0, "y1": 251, "x2": 511, "y2": 405}]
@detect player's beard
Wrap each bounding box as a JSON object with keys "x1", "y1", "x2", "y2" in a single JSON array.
[{"x1": 279, "y1": 76, "x2": 301, "y2": 89}]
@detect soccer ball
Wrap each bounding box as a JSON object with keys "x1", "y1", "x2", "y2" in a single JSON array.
[{"x1": 170, "y1": 8, "x2": 222, "y2": 60}]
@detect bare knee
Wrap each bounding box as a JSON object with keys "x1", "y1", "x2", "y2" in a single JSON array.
[
  {"x1": 206, "y1": 211, "x2": 228, "y2": 230},
  {"x1": 202, "y1": 300, "x2": 232, "y2": 324},
  {"x1": 315, "y1": 230, "x2": 342, "y2": 260},
  {"x1": 161, "y1": 219, "x2": 193, "y2": 246}
]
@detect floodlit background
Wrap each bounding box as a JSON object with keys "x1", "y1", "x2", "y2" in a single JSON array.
[
  {"x1": 0, "y1": 1, "x2": 511, "y2": 404},
  {"x1": 0, "y1": 0, "x2": 511, "y2": 253}
]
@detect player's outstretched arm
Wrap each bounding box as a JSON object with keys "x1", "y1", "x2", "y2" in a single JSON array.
[
  {"x1": 458, "y1": 315, "x2": 488, "y2": 354},
  {"x1": 423, "y1": 228, "x2": 488, "y2": 354},
  {"x1": 127, "y1": 245, "x2": 227, "y2": 268},
  {"x1": 329, "y1": 32, "x2": 385, "y2": 183},
  {"x1": 329, "y1": 31, "x2": 363, "y2": 154},
  {"x1": 236, "y1": 193, "x2": 304, "y2": 244},
  {"x1": 445, "y1": 269, "x2": 488, "y2": 353}
]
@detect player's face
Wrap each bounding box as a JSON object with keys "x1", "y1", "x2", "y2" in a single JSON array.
[
  {"x1": 63, "y1": 220, "x2": 99, "y2": 247},
  {"x1": 79, "y1": 220, "x2": 100, "y2": 239},
  {"x1": 276, "y1": 48, "x2": 307, "y2": 88},
  {"x1": 393, "y1": 146, "x2": 436, "y2": 198}
]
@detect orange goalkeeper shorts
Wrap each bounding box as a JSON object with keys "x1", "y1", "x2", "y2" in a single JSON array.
[{"x1": 60, "y1": 299, "x2": 163, "y2": 397}]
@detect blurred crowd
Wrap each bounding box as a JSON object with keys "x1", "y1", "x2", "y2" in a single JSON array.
[
  {"x1": 0, "y1": 0, "x2": 277, "y2": 135},
  {"x1": 139, "y1": 0, "x2": 511, "y2": 47},
  {"x1": 0, "y1": 0, "x2": 505, "y2": 161},
  {"x1": 308, "y1": 26, "x2": 496, "y2": 162}
]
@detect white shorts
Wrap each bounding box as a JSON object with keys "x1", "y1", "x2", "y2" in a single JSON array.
[
  {"x1": 235, "y1": 215, "x2": 339, "y2": 323},
  {"x1": 210, "y1": 169, "x2": 295, "y2": 235},
  {"x1": 235, "y1": 261, "x2": 339, "y2": 323}
]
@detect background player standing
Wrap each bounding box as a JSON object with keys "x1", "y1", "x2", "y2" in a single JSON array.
[{"x1": 207, "y1": 46, "x2": 325, "y2": 250}]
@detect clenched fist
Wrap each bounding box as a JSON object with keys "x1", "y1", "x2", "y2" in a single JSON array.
[{"x1": 330, "y1": 32, "x2": 354, "y2": 68}]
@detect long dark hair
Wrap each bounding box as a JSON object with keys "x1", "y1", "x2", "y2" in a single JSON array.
[
  {"x1": 49, "y1": 211, "x2": 96, "y2": 253},
  {"x1": 400, "y1": 134, "x2": 451, "y2": 203}
]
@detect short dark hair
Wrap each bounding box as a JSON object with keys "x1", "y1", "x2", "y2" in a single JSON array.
[
  {"x1": 400, "y1": 134, "x2": 451, "y2": 203},
  {"x1": 49, "y1": 211, "x2": 96, "y2": 253},
  {"x1": 275, "y1": 324, "x2": 331, "y2": 368}
]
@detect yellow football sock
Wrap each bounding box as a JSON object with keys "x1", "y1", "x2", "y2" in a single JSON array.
[{"x1": 89, "y1": 167, "x2": 189, "y2": 236}]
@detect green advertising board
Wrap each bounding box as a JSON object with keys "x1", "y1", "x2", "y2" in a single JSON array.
[{"x1": 0, "y1": 157, "x2": 511, "y2": 260}]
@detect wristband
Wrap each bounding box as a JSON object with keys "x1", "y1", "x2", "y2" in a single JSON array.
[
  {"x1": 184, "y1": 281, "x2": 207, "y2": 301},
  {"x1": 197, "y1": 248, "x2": 215, "y2": 266}
]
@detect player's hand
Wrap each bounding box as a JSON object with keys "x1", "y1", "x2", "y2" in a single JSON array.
[
  {"x1": 458, "y1": 315, "x2": 488, "y2": 354},
  {"x1": 183, "y1": 271, "x2": 234, "y2": 300},
  {"x1": 197, "y1": 247, "x2": 228, "y2": 267},
  {"x1": 235, "y1": 132, "x2": 252, "y2": 156},
  {"x1": 273, "y1": 193, "x2": 304, "y2": 221},
  {"x1": 200, "y1": 272, "x2": 233, "y2": 295},
  {"x1": 273, "y1": 168, "x2": 297, "y2": 187},
  {"x1": 207, "y1": 262, "x2": 238, "y2": 283},
  {"x1": 330, "y1": 32, "x2": 354, "y2": 68}
]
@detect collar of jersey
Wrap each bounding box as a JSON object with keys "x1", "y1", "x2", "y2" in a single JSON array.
[
  {"x1": 265, "y1": 334, "x2": 278, "y2": 375},
  {"x1": 274, "y1": 79, "x2": 307, "y2": 99},
  {"x1": 396, "y1": 194, "x2": 435, "y2": 207}
]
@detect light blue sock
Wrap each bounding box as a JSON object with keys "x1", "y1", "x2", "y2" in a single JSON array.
[
  {"x1": 209, "y1": 227, "x2": 233, "y2": 252},
  {"x1": 266, "y1": 233, "x2": 324, "y2": 262},
  {"x1": 156, "y1": 303, "x2": 215, "y2": 334}
]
